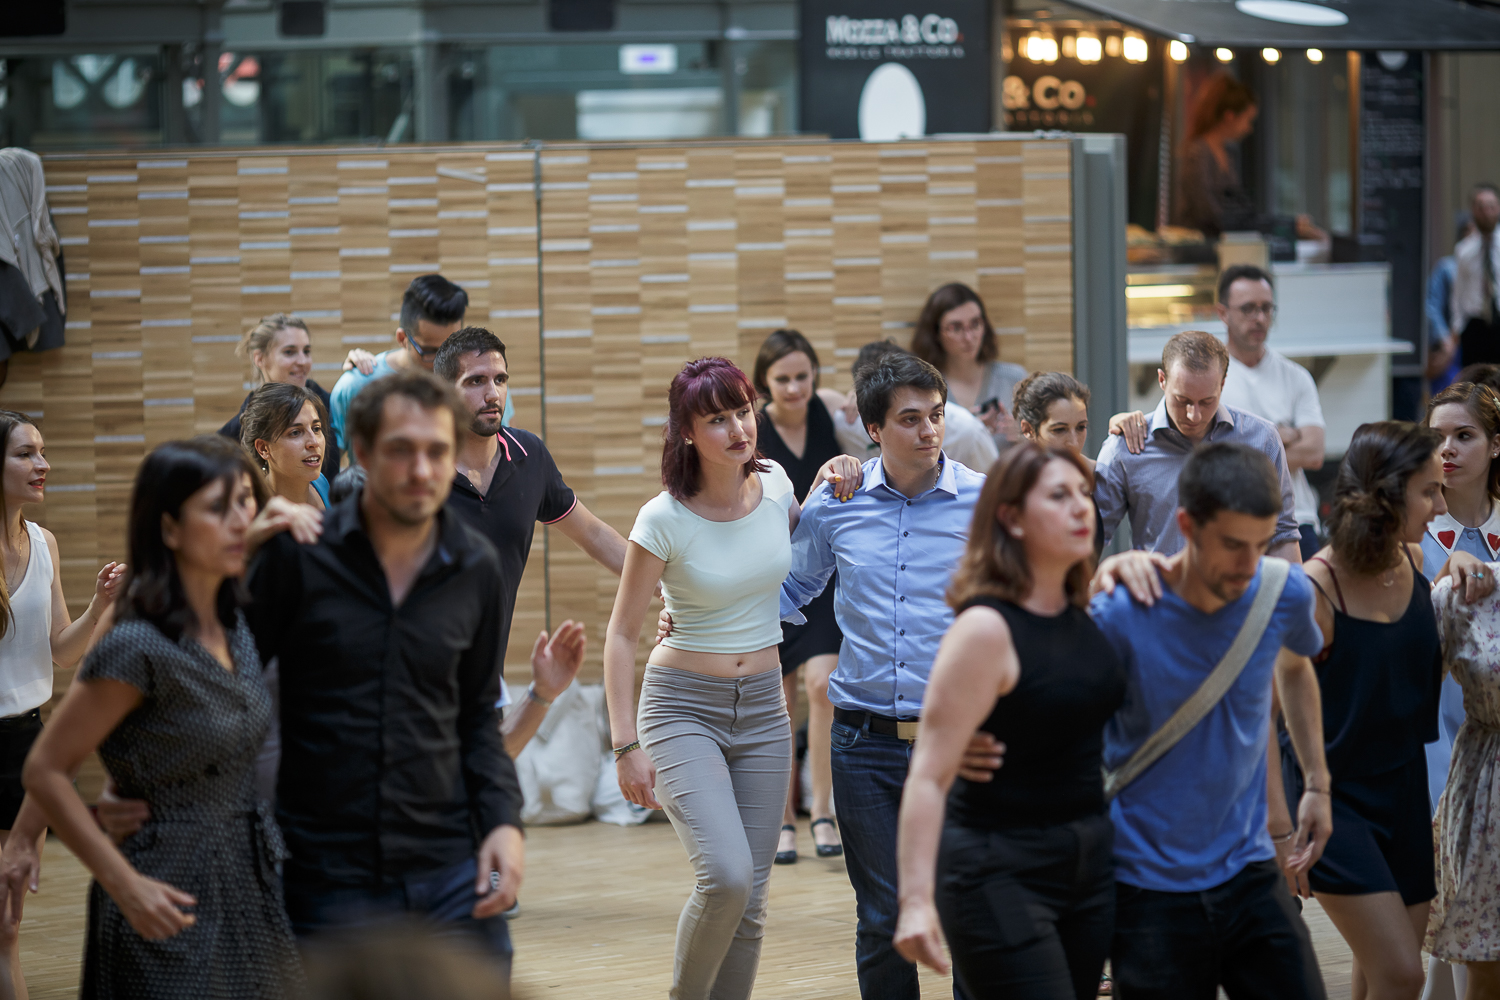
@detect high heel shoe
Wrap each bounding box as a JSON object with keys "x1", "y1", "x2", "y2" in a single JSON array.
[
  {"x1": 775, "y1": 824, "x2": 798, "y2": 864},
  {"x1": 811, "y1": 817, "x2": 843, "y2": 857}
]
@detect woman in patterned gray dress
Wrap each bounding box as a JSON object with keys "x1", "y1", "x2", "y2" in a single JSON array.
[{"x1": 21, "y1": 436, "x2": 302, "y2": 998}]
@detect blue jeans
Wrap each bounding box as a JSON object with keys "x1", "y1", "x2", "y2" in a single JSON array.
[
  {"x1": 284, "y1": 856, "x2": 512, "y2": 979},
  {"x1": 831, "y1": 718, "x2": 966, "y2": 1000}
]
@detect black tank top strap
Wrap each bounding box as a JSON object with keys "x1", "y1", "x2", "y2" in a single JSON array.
[{"x1": 1308, "y1": 556, "x2": 1347, "y2": 614}]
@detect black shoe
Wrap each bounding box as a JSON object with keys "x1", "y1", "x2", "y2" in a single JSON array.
[
  {"x1": 811, "y1": 817, "x2": 843, "y2": 858},
  {"x1": 774, "y1": 824, "x2": 798, "y2": 865}
]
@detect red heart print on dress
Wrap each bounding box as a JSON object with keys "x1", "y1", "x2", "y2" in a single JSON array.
[
  {"x1": 1488, "y1": 533, "x2": 1499, "y2": 553},
  {"x1": 1439, "y1": 531, "x2": 1456, "y2": 549}
]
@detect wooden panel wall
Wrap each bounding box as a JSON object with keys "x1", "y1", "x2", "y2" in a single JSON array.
[{"x1": 14, "y1": 136, "x2": 1073, "y2": 688}]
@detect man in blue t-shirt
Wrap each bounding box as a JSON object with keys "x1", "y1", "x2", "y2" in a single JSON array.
[
  {"x1": 328, "y1": 273, "x2": 469, "y2": 455},
  {"x1": 1090, "y1": 442, "x2": 1333, "y2": 999}
]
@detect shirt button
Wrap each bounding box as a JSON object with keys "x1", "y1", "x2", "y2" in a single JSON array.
[
  {"x1": 899, "y1": 661, "x2": 905, "y2": 667},
  {"x1": 906, "y1": 500, "x2": 912, "y2": 506},
  {"x1": 903, "y1": 531, "x2": 909, "y2": 537},
  {"x1": 899, "y1": 629, "x2": 905, "y2": 635},
  {"x1": 900, "y1": 564, "x2": 906, "y2": 570},
  {"x1": 898, "y1": 694, "x2": 905, "y2": 700}
]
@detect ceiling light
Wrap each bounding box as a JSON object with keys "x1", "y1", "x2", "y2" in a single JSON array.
[
  {"x1": 1235, "y1": 0, "x2": 1349, "y2": 26},
  {"x1": 1062, "y1": 34, "x2": 1077, "y2": 58},
  {"x1": 1123, "y1": 33, "x2": 1149, "y2": 63},
  {"x1": 1262, "y1": 47, "x2": 1281, "y2": 63},
  {"x1": 1126, "y1": 284, "x2": 1198, "y2": 299},
  {"x1": 1076, "y1": 32, "x2": 1102, "y2": 63},
  {"x1": 1025, "y1": 33, "x2": 1059, "y2": 63},
  {"x1": 1105, "y1": 34, "x2": 1122, "y2": 58},
  {"x1": 1306, "y1": 47, "x2": 1324, "y2": 63},
  {"x1": 1168, "y1": 40, "x2": 1189, "y2": 62}
]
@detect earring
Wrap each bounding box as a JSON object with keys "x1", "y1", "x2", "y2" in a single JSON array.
[
  {"x1": 1011, "y1": 528, "x2": 1023, "y2": 538},
  {"x1": 685, "y1": 439, "x2": 693, "y2": 445}
]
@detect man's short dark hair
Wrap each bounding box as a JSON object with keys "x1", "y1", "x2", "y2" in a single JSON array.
[
  {"x1": 1178, "y1": 442, "x2": 1281, "y2": 525},
  {"x1": 433, "y1": 326, "x2": 507, "y2": 382},
  {"x1": 1217, "y1": 264, "x2": 1274, "y2": 304},
  {"x1": 399, "y1": 274, "x2": 468, "y2": 338},
  {"x1": 854, "y1": 351, "x2": 948, "y2": 433},
  {"x1": 852, "y1": 339, "x2": 906, "y2": 377},
  {"x1": 1474, "y1": 181, "x2": 1499, "y2": 200},
  {"x1": 346, "y1": 369, "x2": 467, "y2": 453}
]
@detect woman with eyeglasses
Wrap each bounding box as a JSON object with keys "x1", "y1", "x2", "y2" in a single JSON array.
[{"x1": 909, "y1": 283, "x2": 1027, "y2": 452}]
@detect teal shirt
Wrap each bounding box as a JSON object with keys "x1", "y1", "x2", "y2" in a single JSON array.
[{"x1": 327, "y1": 349, "x2": 514, "y2": 455}]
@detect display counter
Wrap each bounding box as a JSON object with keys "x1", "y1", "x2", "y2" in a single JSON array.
[{"x1": 1125, "y1": 262, "x2": 1411, "y2": 457}]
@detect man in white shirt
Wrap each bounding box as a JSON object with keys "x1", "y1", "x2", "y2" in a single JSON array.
[
  {"x1": 1216, "y1": 264, "x2": 1326, "y2": 560},
  {"x1": 1454, "y1": 183, "x2": 1500, "y2": 366}
]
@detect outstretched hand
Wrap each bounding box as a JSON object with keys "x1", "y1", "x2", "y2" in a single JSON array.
[
  {"x1": 530, "y1": 620, "x2": 586, "y2": 703},
  {"x1": 93, "y1": 561, "x2": 127, "y2": 609}
]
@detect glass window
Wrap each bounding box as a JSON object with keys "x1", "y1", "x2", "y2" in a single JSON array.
[
  {"x1": 0, "y1": 54, "x2": 164, "y2": 149},
  {"x1": 447, "y1": 41, "x2": 796, "y2": 142}
]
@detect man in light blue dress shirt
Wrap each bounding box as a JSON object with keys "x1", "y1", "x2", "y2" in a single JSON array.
[
  {"x1": 781, "y1": 352, "x2": 986, "y2": 1000},
  {"x1": 1095, "y1": 330, "x2": 1302, "y2": 562}
]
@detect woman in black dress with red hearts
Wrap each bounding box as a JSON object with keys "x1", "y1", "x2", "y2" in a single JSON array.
[{"x1": 754, "y1": 329, "x2": 851, "y2": 864}]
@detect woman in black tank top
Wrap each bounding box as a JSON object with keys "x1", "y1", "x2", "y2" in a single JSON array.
[
  {"x1": 893, "y1": 443, "x2": 1126, "y2": 1000},
  {"x1": 1279, "y1": 421, "x2": 1485, "y2": 1000},
  {"x1": 752, "y1": 330, "x2": 853, "y2": 862}
]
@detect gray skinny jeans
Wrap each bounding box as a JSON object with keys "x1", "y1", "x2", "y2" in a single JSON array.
[{"x1": 638, "y1": 664, "x2": 792, "y2": 1000}]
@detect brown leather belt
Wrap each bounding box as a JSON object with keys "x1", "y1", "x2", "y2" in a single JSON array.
[{"x1": 834, "y1": 707, "x2": 919, "y2": 742}]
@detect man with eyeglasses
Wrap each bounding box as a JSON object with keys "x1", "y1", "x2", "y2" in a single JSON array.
[
  {"x1": 328, "y1": 274, "x2": 470, "y2": 460},
  {"x1": 1216, "y1": 264, "x2": 1327, "y2": 560}
]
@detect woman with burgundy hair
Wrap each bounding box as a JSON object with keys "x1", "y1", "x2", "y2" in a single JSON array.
[{"x1": 602, "y1": 357, "x2": 848, "y2": 1000}]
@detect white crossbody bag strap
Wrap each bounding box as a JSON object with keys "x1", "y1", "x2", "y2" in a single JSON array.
[{"x1": 1103, "y1": 557, "x2": 1290, "y2": 802}]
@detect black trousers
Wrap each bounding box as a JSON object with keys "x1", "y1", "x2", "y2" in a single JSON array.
[
  {"x1": 1460, "y1": 315, "x2": 1500, "y2": 366},
  {"x1": 1111, "y1": 859, "x2": 1326, "y2": 1000},
  {"x1": 935, "y1": 814, "x2": 1115, "y2": 1000}
]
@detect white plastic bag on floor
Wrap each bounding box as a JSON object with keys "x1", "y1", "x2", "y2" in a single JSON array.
[{"x1": 515, "y1": 682, "x2": 602, "y2": 825}]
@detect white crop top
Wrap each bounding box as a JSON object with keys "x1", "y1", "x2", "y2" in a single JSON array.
[
  {"x1": 0, "y1": 521, "x2": 53, "y2": 717},
  {"x1": 629, "y1": 461, "x2": 796, "y2": 654}
]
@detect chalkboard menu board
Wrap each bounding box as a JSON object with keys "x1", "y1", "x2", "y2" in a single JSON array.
[{"x1": 1359, "y1": 51, "x2": 1425, "y2": 373}]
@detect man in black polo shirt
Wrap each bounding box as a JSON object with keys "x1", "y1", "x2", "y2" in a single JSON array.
[
  {"x1": 246, "y1": 369, "x2": 547, "y2": 977},
  {"x1": 434, "y1": 327, "x2": 628, "y2": 751}
]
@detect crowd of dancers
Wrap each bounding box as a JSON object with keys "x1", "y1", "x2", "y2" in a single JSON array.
[{"x1": 0, "y1": 272, "x2": 1493, "y2": 1000}]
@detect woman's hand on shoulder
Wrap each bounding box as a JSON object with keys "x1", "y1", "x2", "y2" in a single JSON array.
[
  {"x1": 247, "y1": 495, "x2": 323, "y2": 553},
  {"x1": 1091, "y1": 550, "x2": 1172, "y2": 606},
  {"x1": 1442, "y1": 550, "x2": 1497, "y2": 604},
  {"x1": 1107, "y1": 410, "x2": 1149, "y2": 454},
  {"x1": 813, "y1": 455, "x2": 863, "y2": 502}
]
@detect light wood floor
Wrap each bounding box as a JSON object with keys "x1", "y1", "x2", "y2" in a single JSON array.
[{"x1": 17, "y1": 822, "x2": 1354, "y2": 999}]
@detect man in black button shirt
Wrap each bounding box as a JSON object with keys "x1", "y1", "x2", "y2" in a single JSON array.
[
  {"x1": 246, "y1": 369, "x2": 526, "y2": 973},
  {"x1": 435, "y1": 327, "x2": 629, "y2": 752}
]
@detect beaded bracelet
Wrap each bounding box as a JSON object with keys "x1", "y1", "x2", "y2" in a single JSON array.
[{"x1": 613, "y1": 740, "x2": 641, "y2": 758}]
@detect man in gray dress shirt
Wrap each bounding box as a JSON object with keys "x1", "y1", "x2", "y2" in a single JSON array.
[{"x1": 1095, "y1": 330, "x2": 1303, "y2": 562}]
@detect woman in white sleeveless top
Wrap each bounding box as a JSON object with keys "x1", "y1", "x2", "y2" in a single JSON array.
[{"x1": 0, "y1": 411, "x2": 125, "y2": 998}]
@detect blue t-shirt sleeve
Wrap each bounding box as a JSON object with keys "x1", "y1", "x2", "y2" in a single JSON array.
[
  {"x1": 1278, "y1": 566, "x2": 1323, "y2": 657},
  {"x1": 328, "y1": 372, "x2": 358, "y2": 451}
]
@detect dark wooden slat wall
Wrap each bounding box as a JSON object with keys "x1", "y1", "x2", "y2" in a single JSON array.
[{"x1": 14, "y1": 136, "x2": 1073, "y2": 701}]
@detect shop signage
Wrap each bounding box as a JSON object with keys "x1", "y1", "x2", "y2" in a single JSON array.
[
  {"x1": 799, "y1": 0, "x2": 991, "y2": 139},
  {"x1": 1358, "y1": 50, "x2": 1424, "y2": 372}
]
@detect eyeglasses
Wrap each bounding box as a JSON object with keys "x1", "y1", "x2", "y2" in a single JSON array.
[
  {"x1": 1233, "y1": 303, "x2": 1277, "y2": 319},
  {"x1": 405, "y1": 337, "x2": 439, "y2": 360},
  {"x1": 941, "y1": 318, "x2": 987, "y2": 336}
]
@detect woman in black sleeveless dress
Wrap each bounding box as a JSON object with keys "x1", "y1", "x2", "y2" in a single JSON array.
[
  {"x1": 893, "y1": 443, "x2": 1126, "y2": 999},
  {"x1": 1280, "y1": 422, "x2": 1470, "y2": 1000},
  {"x1": 753, "y1": 330, "x2": 850, "y2": 863}
]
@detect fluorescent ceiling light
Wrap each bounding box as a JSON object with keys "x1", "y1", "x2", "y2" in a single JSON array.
[
  {"x1": 1235, "y1": 1, "x2": 1349, "y2": 27},
  {"x1": 1126, "y1": 284, "x2": 1197, "y2": 299}
]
